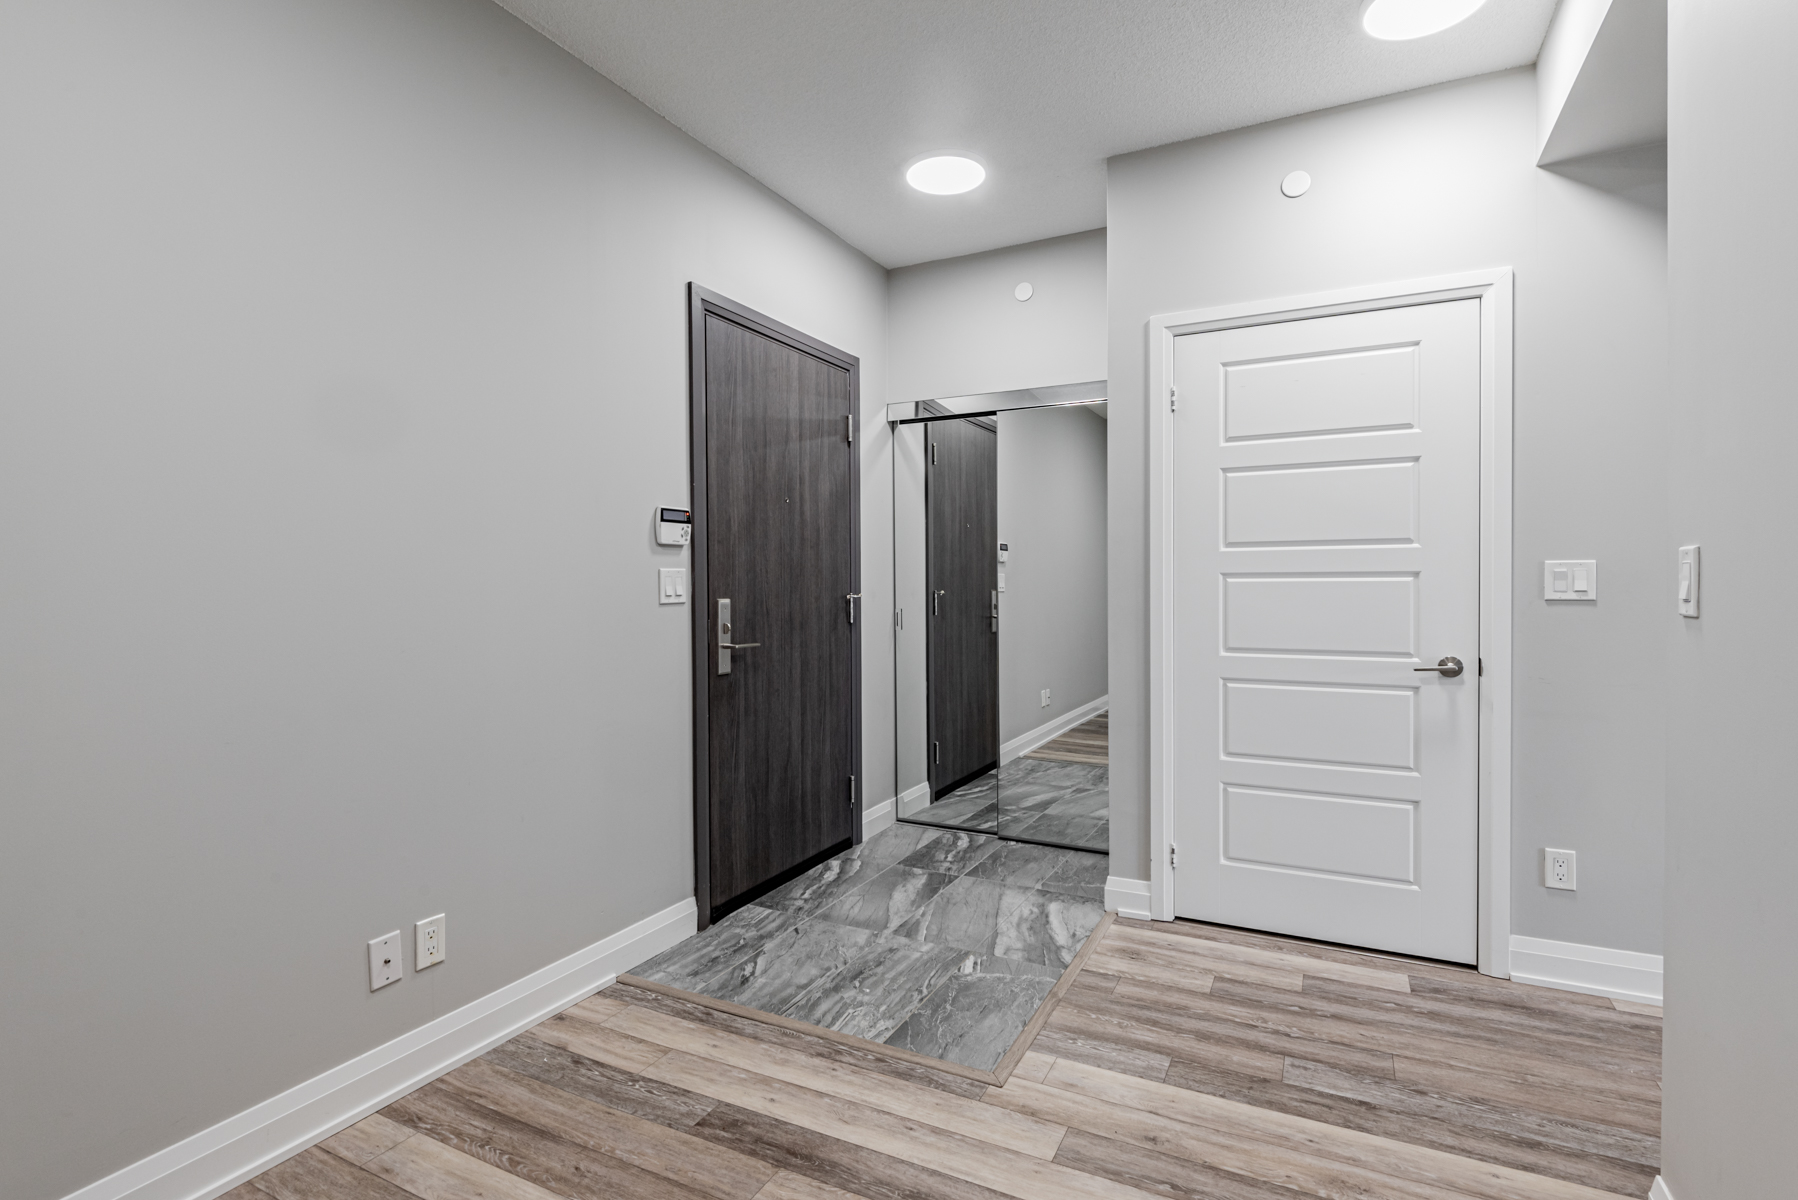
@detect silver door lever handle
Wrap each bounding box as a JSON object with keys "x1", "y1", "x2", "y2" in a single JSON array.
[
  {"x1": 1415, "y1": 657, "x2": 1464, "y2": 677},
  {"x1": 719, "y1": 642, "x2": 760, "y2": 650}
]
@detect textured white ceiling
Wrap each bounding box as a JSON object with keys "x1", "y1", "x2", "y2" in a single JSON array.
[{"x1": 495, "y1": 0, "x2": 1557, "y2": 267}]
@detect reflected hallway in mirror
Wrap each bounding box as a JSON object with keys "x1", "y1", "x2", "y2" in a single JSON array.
[{"x1": 892, "y1": 388, "x2": 1108, "y2": 855}]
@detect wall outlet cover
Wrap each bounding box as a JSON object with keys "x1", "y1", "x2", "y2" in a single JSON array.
[
  {"x1": 1040, "y1": 688, "x2": 1052, "y2": 708},
  {"x1": 415, "y1": 914, "x2": 446, "y2": 969},
  {"x1": 1544, "y1": 849, "x2": 1577, "y2": 891},
  {"x1": 368, "y1": 931, "x2": 403, "y2": 990}
]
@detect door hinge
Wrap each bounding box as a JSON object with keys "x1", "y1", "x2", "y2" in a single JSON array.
[
  {"x1": 1169, "y1": 386, "x2": 1178, "y2": 413},
  {"x1": 931, "y1": 442, "x2": 938, "y2": 466},
  {"x1": 846, "y1": 592, "x2": 861, "y2": 624},
  {"x1": 933, "y1": 740, "x2": 940, "y2": 764},
  {"x1": 846, "y1": 414, "x2": 854, "y2": 444},
  {"x1": 848, "y1": 774, "x2": 856, "y2": 808},
  {"x1": 1170, "y1": 843, "x2": 1178, "y2": 868},
  {"x1": 1478, "y1": 657, "x2": 1484, "y2": 677},
  {"x1": 895, "y1": 608, "x2": 903, "y2": 630}
]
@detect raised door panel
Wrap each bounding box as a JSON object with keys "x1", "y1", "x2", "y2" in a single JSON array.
[
  {"x1": 1223, "y1": 460, "x2": 1419, "y2": 547},
  {"x1": 1223, "y1": 343, "x2": 1420, "y2": 442},
  {"x1": 1221, "y1": 786, "x2": 1417, "y2": 885},
  {"x1": 1222, "y1": 575, "x2": 1418, "y2": 658}
]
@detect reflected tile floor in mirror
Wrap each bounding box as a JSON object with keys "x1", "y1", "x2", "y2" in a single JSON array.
[
  {"x1": 629, "y1": 823, "x2": 1107, "y2": 1072},
  {"x1": 908, "y1": 714, "x2": 1109, "y2": 852}
]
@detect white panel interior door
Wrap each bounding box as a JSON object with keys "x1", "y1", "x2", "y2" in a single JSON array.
[{"x1": 1171, "y1": 300, "x2": 1480, "y2": 963}]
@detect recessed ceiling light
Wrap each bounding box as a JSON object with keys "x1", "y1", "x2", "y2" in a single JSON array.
[
  {"x1": 1361, "y1": 0, "x2": 1487, "y2": 41},
  {"x1": 906, "y1": 156, "x2": 986, "y2": 195}
]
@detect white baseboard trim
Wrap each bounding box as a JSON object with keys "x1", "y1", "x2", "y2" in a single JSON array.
[
  {"x1": 1649, "y1": 1176, "x2": 1674, "y2": 1200},
  {"x1": 862, "y1": 795, "x2": 896, "y2": 838},
  {"x1": 1508, "y1": 934, "x2": 1663, "y2": 1005},
  {"x1": 1105, "y1": 876, "x2": 1151, "y2": 921},
  {"x1": 63, "y1": 897, "x2": 698, "y2": 1200},
  {"x1": 1000, "y1": 694, "x2": 1108, "y2": 765},
  {"x1": 896, "y1": 781, "x2": 931, "y2": 819}
]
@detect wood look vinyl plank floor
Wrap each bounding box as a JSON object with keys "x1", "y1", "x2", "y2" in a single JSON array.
[
  {"x1": 1023, "y1": 714, "x2": 1109, "y2": 765},
  {"x1": 237, "y1": 917, "x2": 1659, "y2": 1200}
]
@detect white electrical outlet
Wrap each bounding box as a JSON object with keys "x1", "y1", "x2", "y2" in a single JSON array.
[
  {"x1": 1544, "y1": 849, "x2": 1577, "y2": 891},
  {"x1": 368, "y1": 931, "x2": 403, "y2": 990},
  {"x1": 1040, "y1": 688, "x2": 1052, "y2": 708},
  {"x1": 415, "y1": 914, "x2": 446, "y2": 969}
]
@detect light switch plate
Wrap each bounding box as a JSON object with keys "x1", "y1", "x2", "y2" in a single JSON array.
[
  {"x1": 659, "y1": 567, "x2": 687, "y2": 605},
  {"x1": 1543, "y1": 560, "x2": 1598, "y2": 601},
  {"x1": 415, "y1": 914, "x2": 446, "y2": 969},
  {"x1": 368, "y1": 931, "x2": 403, "y2": 990},
  {"x1": 1677, "y1": 545, "x2": 1700, "y2": 617}
]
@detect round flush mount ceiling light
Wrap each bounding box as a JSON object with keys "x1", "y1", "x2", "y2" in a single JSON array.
[
  {"x1": 1361, "y1": 0, "x2": 1487, "y2": 40},
  {"x1": 1281, "y1": 170, "x2": 1312, "y2": 198},
  {"x1": 906, "y1": 155, "x2": 986, "y2": 195}
]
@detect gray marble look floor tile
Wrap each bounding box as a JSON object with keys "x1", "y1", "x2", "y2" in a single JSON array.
[
  {"x1": 632, "y1": 904, "x2": 796, "y2": 990},
  {"x1": 693, "y1": 917, "x2": 877, "y2": 1013},
  {"x1": 882, "y1": 970, "x2": 1059, "y2": 1072},
  {"x1": 779, "y1": 934, "x2": 974, "y2": 1043},
  {"x1": 759, "y1": 852, "x2": 888, "y2": 919},
  {"x1": 997, "y1": 760, "x2": 1106, "y2": 811},
  {"x1": 815, "y1": 864, "x2": 961, "y2": 934},
  {"x1": 896, "y1": 829, "x2": 1002, "y2": 875},
  {"x1": 890, "y1": 873, "x2": 1008, "y2": 956},
  {"x1": 954, "y1": 951, "x2": 1065, "y2": 982},
  {"x1": 1033, "y1": 783, "x2": 1110, "y2": 821},
  {"x1": 837, "y1": 822, "x2": 943, "y2": 873},
  {"x1": 911, "y1": 773, "x2": 1000, "y2": 833},
  {"x1": 911, "y1": 801, "x2": 998, "y2": 833},
  {"x1": 962, "y1": 842, "x2": 1109, "y2": 901},
  {"x1": 993, "y1": 889, "x2": 1105, "y2": 968},
  {"x1": 1003, "y1": 812, "x2": 1109, "y2": 853}
]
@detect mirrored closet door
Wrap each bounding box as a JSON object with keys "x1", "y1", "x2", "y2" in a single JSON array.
[{"x1": 892, "y1": 385, "x2": 1108, "y2": 853}]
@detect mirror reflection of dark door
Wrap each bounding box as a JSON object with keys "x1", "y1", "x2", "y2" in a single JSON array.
[{"x1": 925, "y1": 417, "x2": 999, "y2": 828}]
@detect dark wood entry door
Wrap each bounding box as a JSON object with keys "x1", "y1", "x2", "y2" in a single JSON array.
[
  {"x1": 690, "y1": 286, "x2": 860, "y2": 927},
  {"x1": 926, "y1": 418, "x2": 998, "y2": 799}
]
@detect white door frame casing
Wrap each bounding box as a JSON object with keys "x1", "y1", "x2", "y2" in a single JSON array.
[{"x1": 1145, "y1": 269, "x2": 1514, "y2": 978}]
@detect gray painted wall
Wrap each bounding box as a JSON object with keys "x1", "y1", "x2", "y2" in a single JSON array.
[
  {"x1": 997, "y1": 406, "x2": 1109, "y2": 746},
  {"x1": 886, "y1": 230, "x2": 1108, "y2": 407},
  {"x1": 1662, "y1": 2, "x2": 1798, "y2": 1195},
  {"x1": 0, "y1": 4, "x2": 886, "y2": 1198},
  {"x1": 1107, "y1": 69, "x2": 1669, "y2": 956}
]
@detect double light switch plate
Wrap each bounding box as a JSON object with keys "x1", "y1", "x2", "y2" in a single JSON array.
[{"x1": 1544, "y1": 560, "x2": 1597, "y2": 601}]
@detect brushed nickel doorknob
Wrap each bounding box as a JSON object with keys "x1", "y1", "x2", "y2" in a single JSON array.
[{"x1": 1414, "y1": 656, "x2": 1464, "y2": 677}]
